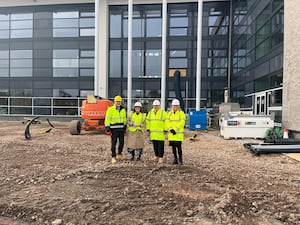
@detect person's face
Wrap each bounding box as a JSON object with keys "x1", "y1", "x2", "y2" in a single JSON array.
[
  {"x1": 153, "y1": 105, "x2": 160, "y2": 111},
  {"x1": 115, "y1": 101, "x2": 122, "y2": 106},
  {"x1": 172, "y1": 105, "x2": 179, "y2": 112},
  {"x1": 135, "y1": 106, "x2": 141, "y2": 113}
]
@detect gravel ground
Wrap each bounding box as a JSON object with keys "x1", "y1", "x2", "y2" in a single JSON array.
[{"x1": 0, "y1": 120, "x2": 299, "y2": 225}]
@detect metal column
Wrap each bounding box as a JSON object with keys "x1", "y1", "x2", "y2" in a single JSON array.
[
  {"x1": 127, "y1": 0, "x2": 133, "y2": 114},
  {"x1": 161, "y1": 0, "x2": 167, "y2": 110},
  {"x1": 196, "y1": 0, "x2": 203, "y2": 111}
]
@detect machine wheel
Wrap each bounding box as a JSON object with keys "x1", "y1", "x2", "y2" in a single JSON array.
[{"x1": 70, "y1": 120, "x2": 82, "y2": 135}]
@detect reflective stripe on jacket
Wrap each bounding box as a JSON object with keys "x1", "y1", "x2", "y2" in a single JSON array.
[
  {"x1": 146, "y1": 108, "x2": 167, "y2": 141},
  {"x1": 127, "y1": 111, "x2": 146, "y2": 132},
  {"x1": 104, "y1": 105, "x2": 126, "y2": 129},
  {"x1": 166, "y1": 109, "x2": 186, "y2": 141}
]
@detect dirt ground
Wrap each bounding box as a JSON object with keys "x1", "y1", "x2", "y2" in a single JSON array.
[{"x1": 0, "y1": 120, "x2": 299, "y2": 225}]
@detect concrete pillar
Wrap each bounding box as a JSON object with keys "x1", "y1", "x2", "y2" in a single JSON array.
[
  {"x1": 283, "y1": 0, "x2": 300, "y2": 132},
  {"x1": 95, "y1": 0, "x2": 108, "y2": 98}
]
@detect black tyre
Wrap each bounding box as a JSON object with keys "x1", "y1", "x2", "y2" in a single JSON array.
[{"x1": 69, "y1": 120, "x2": 81, "y2": 135}]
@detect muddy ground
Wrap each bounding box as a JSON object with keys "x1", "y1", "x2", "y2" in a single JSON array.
[{"x1": 0, "y1": 120, "x2": 299, "y2": 225}]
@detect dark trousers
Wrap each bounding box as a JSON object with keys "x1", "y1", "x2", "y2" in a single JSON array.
[
  {"x1": 170, "y1": 141, "x2": 182, "y2": 160},
  {"x1": 111, "y1": 130, "x2": 124, "y2": 157},
  {"x1": 152, "y1": 140, "x2": 165, "y2": 158}
]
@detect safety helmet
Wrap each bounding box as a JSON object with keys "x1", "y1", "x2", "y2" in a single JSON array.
[
  {"x1": 114, "y1": 95, "x2": 122, "y2": 102},
  {"x1": 171, "y1": 99, "x2": 180, "y2": 106},
  {"x1": 153, "y1": 100, "x2": 160, "y2": 106},
  {"x1": 134, "y1": 102, "x2": 142, "y2": 107}
]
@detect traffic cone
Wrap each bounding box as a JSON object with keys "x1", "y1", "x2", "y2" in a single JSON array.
[{"x1": 283, "y1": 128, "x2": 289, "y2": 139}]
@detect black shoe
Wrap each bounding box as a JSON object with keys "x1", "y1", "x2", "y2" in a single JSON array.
[
  {"x1": 131, "y1": 153, "x2": 135, "y2": 161},
  {"x1": 172, "y1": 158, "x2": 178, "y2": 164},
  {"x1": 178, "y1": 158, "x2": 183, "y2": 165}
]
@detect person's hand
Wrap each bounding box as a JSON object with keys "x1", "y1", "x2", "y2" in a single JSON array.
[
  {"x1": 170, "y1": 129, "x2": 176, "y2": 135},
  {"x1": 106, "y1": 131, "x2": 112, "y2": 135}
]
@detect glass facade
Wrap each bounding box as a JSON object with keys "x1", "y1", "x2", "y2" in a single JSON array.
[
  {"x1": 109, "y1": 2, "x2": 229, "y2": 108},
  {"x1": 231, "y1": 0, "x2": 283, "y2": 109},
  {"x1": 0, "y1": 4, "x2": 95, "y2": 100},
  {"x1": 0, "y1": 0, "x2": 284, "y2": 116}
]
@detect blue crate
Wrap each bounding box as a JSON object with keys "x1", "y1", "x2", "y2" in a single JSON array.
[{"x1": 189, "y1": 110, "x2": 207, "y2": 131}]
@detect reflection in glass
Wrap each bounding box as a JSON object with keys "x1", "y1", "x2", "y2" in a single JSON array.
[
  {"x1": 53, "y1": 28, "x2": 78, "y2": 37},
  {"x1": 11, "y1": 29, "x2": 32, "y2": 38}
]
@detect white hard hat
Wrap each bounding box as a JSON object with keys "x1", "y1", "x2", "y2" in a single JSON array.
[
  {"x1": 153, "y1": 100, "x2": 160, "y2": 106},
  {"x1": 172, "y1": 99, "x2": 180, "y2": 106},
  {"x1": 134, "y1": 102, "x2": 142, "y2": 107}
]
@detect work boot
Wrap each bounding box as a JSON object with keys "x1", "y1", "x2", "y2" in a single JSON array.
[
  {"x1": 172, "y1": 158, "x2": 178, "y2": 165},
  {"x1": 130, "y1": 152, "x2": 135, "y2": 161},
  {"x1": 178, "y1": 156, "x2": 183, "y2": 165},
  {"x1": 111, "y1": 157, "x2": 117, "y2": 164},
  {"x1": 116, "y1": 153, "x2": 125, "y2": 160},
  {"x1": 158, "y1": 157, "x2": 164, "y2": 164},
  {"x1": 136, "y1": 149, "x2": 142, "y2": 161}
]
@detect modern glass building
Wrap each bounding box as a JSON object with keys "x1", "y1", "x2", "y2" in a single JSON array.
[{"x1": 0, "y1": 0, "x2": 285, "y2": 124}]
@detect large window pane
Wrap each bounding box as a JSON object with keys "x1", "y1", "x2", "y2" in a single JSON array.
[
  {"x1": 109, "y1": 50, "x2": 121, "y2": 77},
  {"x1": 11, "y1": 13, "x2": 33, "y2": 20},
  {"x1": 11, "y1": 50, "x2": 32, "y2": 59},
  {"x1": 53, "y1": 11, "x2": 79, "y2": 19},
  {"x1": 10, "y1": 59, "x2": 32, "y2": 68},
  {"x1": 146, "y1": 18, "x2": 161, "y2": 37},
  {"x1": 53, "y1": 19, "x2": 78, "y2": 28},
  {"x1": 0, "y1": 21, "x2": 9, "y2": 30},
  {"x1": 145, "y1": 50, "x2": 161, "y2": 77},
  {"x1": 53, "y1": 68, "x2": 78, "y2": 77},
  {"x1": 11, "y1": 20, "x2": 33, "y2": 29},
  {"x1": 53, "y1": 59, "x2": 78, "y2": 67},
  {"x1": 10, "y1": 68, "x2": 32, "y2": 77},
  {"x1": 110, "y1": 14, "x2": 121, "y2": 38},
  {"x1": 170, "y1": 17, "x2": 188, "y2": 27},
  {"x1": 80, "y1": 28, "x2": 94, "y2": 36},
  {"x1": 53, "y1": 50, "x2": 78, "y2": 58},
  {"x1": 11, "y1": 29, "x2": 32, "y2": 38},
  {"x1": 80, "y1": 58, "x2": 94, "y2": 68},
  {"x1": 53, "y1": 28, "x2": 78, "y2": 37},
  {"x1": 0, "y1": 30, "x2": 9, "y2": 39},
  {"x1": 80, "y1": 18, "x2": 94, "y2": 27}
]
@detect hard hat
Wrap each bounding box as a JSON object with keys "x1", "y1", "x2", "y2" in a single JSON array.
[
  {"x1": 153, "y1": 100, "x2": 160, "y2": 106},
  {"x1": 114, "y1": 95, "x2": 122, "y2": 102},
  {"x1": 134, "y1": 102, "x2": 142, "y2": 107},
  {"x1": 172, "y1": 99, "x2": 180, "y2": 106}
]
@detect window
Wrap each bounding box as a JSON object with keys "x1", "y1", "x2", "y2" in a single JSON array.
[
  {"x1": 10, "y1": 50, "x2": 32, "y2": 77},
  {"x1": 53, "y1": 49, "x2": 79, "y2": 77},
  {"x1": 10, "y1": 13, "x2": 33, "y2": 38},
  {"x1": 169, "y1": 9, "x2": 188, "y2": 36},
  {"x1": 80, "y1": 50, "x2": 94, "y2": 76}
]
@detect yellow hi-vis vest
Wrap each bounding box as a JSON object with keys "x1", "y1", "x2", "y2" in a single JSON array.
[
  {"x1": 127, "y1": 111, "x2": 146, "y2": 132},
  {"x1": 166, "y1": 109, "x2": 186, "y2": 141},
  {"x1": 104, "y1": 105, "x2": 127, "y2": 129},
  {"x1": 146, "y1": 108, "x2": 167, "y2": 141}
]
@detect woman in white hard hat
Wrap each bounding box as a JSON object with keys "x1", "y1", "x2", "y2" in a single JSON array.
[
  {"x1": 166, "y1": 99, "x2": 186, "y2": 165},
  {"x1": 146, "y1": 99, "x2": 167, "y2": 163},
  {"x1": 126, "y1": 102, "x2": 146, "y2": 161}
]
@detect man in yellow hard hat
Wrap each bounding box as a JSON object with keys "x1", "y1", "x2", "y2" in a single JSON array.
[{"x1": 105, "y1": 95, "x2": 127, "y2": 163}]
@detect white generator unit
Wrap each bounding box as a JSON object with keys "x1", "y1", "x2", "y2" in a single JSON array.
[{"x1": 219, "y1": 113, "x2": 274, "y2": 139}]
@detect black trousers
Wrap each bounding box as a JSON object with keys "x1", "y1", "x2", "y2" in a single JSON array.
[
  {"x1": 111, "y1": 129, "x2": 124, "y2": 157},
  {"x1": 152, "y1": 140, "x2": 165, "y2": 158},
  {"x1": 170, "y1": 141, "x2": 182, "y2": 160}
]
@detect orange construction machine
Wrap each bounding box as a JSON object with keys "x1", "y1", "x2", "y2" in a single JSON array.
[{"x1": 69, "y1": 95, "x2": 113, "y2": 135}]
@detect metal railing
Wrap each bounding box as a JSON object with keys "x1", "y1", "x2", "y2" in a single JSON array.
[
  {"x1": 0, "y1": 97, "x2": 85, "y2": 117},
  {"x1": 0, "y1": 96, "x2": 206, "y2": 117}
]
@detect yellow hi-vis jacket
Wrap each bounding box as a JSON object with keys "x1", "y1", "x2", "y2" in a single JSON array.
[
  {"x1": 166, "y1": 109, "x2": 186, "y2": 141},
  {"x1": 127, "y1": 111, "x2": 146, "y2": 132},
  {"x1": 104, "y1": 105, "x2": 127, "y2": 130},
  {"x1": 146, "y1": 108, "x2": 167, "y2": 141}
]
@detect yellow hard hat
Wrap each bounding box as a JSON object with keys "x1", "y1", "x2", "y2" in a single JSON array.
[{"x1": 114, "y1": 95, "x2": 122, "y2": 102}]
